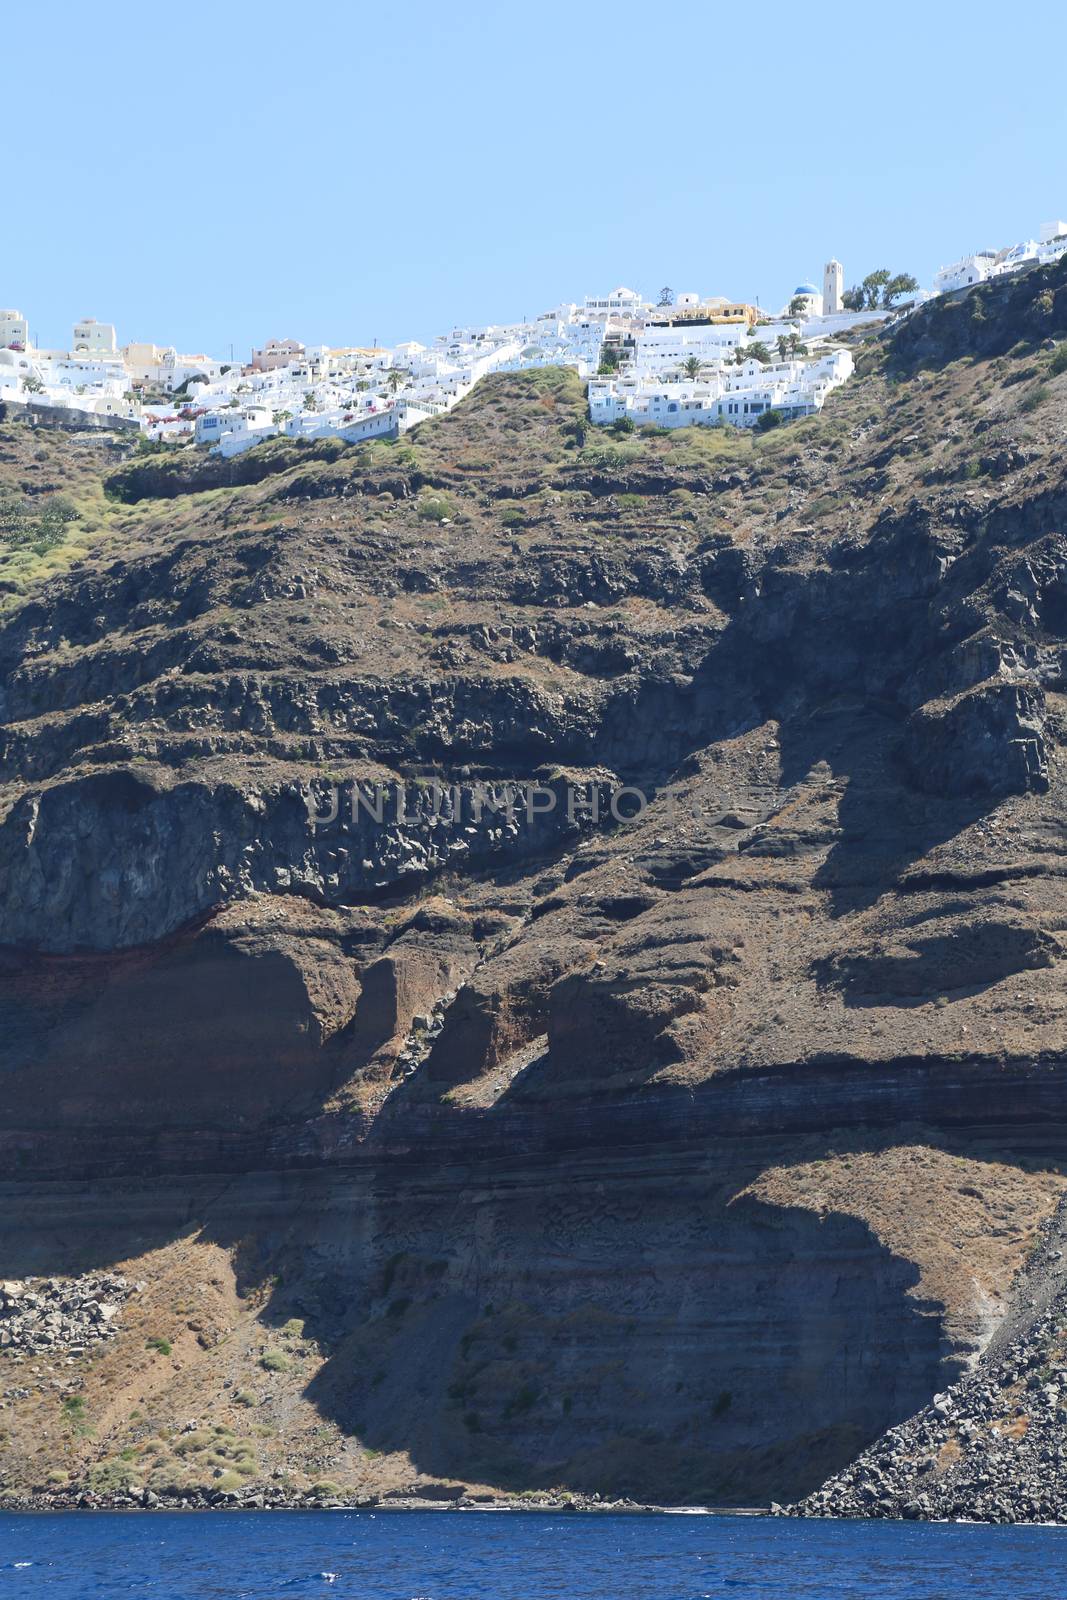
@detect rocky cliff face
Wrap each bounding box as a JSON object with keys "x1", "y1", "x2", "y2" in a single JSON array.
[{"x1": 1, "y1": 262, "x2": 1066, "y2": 1511}]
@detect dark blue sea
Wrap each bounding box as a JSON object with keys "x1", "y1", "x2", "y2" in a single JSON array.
[{"x1": 2, "y1": 1511, "x2": 1067, "y2": 1599}]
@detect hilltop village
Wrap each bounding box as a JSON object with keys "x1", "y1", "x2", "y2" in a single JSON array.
[{"x1": 1, "y1": 216, "x2": 1064, "y2": 457}]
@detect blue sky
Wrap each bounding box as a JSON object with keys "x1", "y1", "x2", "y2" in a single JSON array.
[{"x1": 10, "y1": 0, "x2": 1067, "y2": 357}]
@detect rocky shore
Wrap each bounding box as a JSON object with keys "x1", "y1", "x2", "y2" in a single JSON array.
[
  {"x1": 0, "y1": 1275, "x2": 136, "y2": 1357},
  {"x1": 0, "y1": 1485, "x2": 655, "y2": 1514},
  {"x1": 784, "y1": 1200, "x2": 1067, "y2": 1524}
]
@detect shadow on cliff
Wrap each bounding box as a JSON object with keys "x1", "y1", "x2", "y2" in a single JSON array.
[
  {"x1": 3, "y1": 1124, "x2": 1060, "y2": 1503},
  {"x1": 772, "y1": 702, "x2": 995, "y2": 918},
  {"x1": 195, "y1": 1142, "x2": 960, "y2": 1505},
  {"x1": 285, "y1": 1182, "x2": 941, "y2": 1502}
]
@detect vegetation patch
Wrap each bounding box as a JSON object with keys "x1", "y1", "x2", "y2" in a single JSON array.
[{"x1": 260, "y1": 1349, "x2": 291, "y2": 1373}]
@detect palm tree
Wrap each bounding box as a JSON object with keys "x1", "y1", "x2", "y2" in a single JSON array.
[
  {"x1": 385, "y1": 368, "x2": 406, "y2": 396},
  {"x1": 736, "y1": 341, "x2": 772, "y2": 366},
  {"x1": 677, "y1": 356, "x2": 707, "y2": 382}
]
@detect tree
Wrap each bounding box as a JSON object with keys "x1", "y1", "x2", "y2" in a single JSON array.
[
  {"x1": 737, "y1": 341, "x2": 772, "y2": 365},
  {"x1": 658, "y1": 286, "x2": 674, "y2": 307},
  {"x1": 272, "y1": 409, "x2": 293, "y2": 426},
  {"x1": 776, "y1": 334, "x2": 791, "y2": 361},
  {"x1": 883, "y1": 273, "x2": 919, "y2": 308},
  {"x1": 678, "y1": 355, "x2": 707, "y2": 381},
  {"x1": 788, "y1": 296, "x2": 809, "y2": 318},
  {"x1": 842, "y1": 286, "x2": 866, "y2": 312},
  {"x1": 756, "y1": 408, "x2": 784, "y2": 432},
  {"x1": 385, "y1": 368, "x2": 406, "y2": 395},
  {"x1": 303, "y1": 391, "x2": 319, "y2": 412},
  {"x1": 861, "y1": 270, "x2": 891, "y2": 310},
  {"x1": 598, "y1": 346, "x2": 621, "y2": 375}
]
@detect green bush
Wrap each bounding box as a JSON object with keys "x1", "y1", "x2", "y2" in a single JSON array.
[
  {"x1": 61, "y1": 1395, "x2": 93, "y2": 1433},
  {"x1": 1049, "y1": 344, "x2": 1067, "y2": 377},
  {"x1": 416, "y1": 494, "x2": 455, "y2": 522},
  {"x1": 146, "y1": 1336, "x2": 172, "y2": 1356},
  {"x1": 87, "y1": 1460, "x2": 139, "y2": 1493},
  {"x1": 806, "y1": 495, "x2": 839, "y2": 520},
  {"x1": 0, "y1": 488, "x2": 80, "y2": 558},
  {"x1": 260, "y1": 1350, "x2": 291, "y2": 1373},
  {"x1": 755, "y1": 408, "x2": 784, "y2": 432},
  {"x1": 1021, "y1": 384, "x2": 1051, "y2": 413}
]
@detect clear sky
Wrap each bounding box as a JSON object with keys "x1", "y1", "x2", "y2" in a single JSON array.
[{"x1": 10, "y1": 0, "x2": 1067, "y2": 357}]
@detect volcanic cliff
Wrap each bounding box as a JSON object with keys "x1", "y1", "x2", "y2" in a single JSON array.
[{"x1": 0, "y1": 260, "x2": 1065, "y2": 1514}]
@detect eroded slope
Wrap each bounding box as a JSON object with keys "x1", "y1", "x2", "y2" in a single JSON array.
[{"x1": 1, "y1": 261, "x2": 1066, "y2": 1508}]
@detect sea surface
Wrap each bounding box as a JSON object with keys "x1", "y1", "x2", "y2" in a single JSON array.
[{"x1": 2, "y1": 1510, "x2": 1067, "y2": 1599}]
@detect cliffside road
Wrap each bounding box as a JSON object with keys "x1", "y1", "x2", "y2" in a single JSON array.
[{"x1": 1, "y1": 259, "x2": 1066, "y2": 1511}]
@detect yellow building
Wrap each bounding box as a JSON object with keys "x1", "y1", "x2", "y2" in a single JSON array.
[{"x1": 648, "y1": 297, "x2": 757, "y2": 329}]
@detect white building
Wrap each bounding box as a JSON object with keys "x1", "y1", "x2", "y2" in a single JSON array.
[
  {"x1": 72, "y1": 318, "x2": 117, "y2": 355},
  {"x1": 933, "y1": 217, "x2": 1067, "y2": 298},
  {"x1": 0, "y1": 348, "x2": 33, "y2": 393},
  {"x1": 0, "y1": 309, "x2": 29, "y2": 350},
  {"x1": 823, "y1": 260, "x2": 843, "y2": 316},
  {"x1": 934, "y1": 251, "x2": 999, "y2": 294},
  {"x1": 589, "y1": 349, "x2": 854, "y2": 430},
  {"x1": 195, "y1": 405, "x2": 275, "y2": 454},
  {"x1": 123, "y1": 342, "x2": 227, "y2": 390},
  {"x1": 251, "y1": 337, "x2": 305, "y2": 372},
  {"x1": 786, "y1": 282, "x2": 824, "y2": 318},
  {"x1": 583, "y1": 286, "x2": 648, "y2": 319},
  {"x1": 631, "y1": 317, "x2": 746, "y2": 376}
]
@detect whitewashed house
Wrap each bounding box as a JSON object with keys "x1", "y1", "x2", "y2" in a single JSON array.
[
  {"x1": 0, "y1": 348, "x2": 33, "y2": 393},
  {"x1": 1037, "y1": 220, "x2": 1067, "y2": 263},
  {"x1": 589, "y1": 350, "x2": 854, "y2": 430},
  {"x1": 195, "y1": 405, "x2": 274, "y2": 454},
  {"x1": 0, "y1": 309, "x2": 29, "y2": 350},
  {"x1": 935, "y1": 250, "x2": 1000, "y2": 294},
  {"x1": 631, "y1": 318, "x2": 746, "y2": 376},
  {"x1": 583, "y1": 287, "x2": 647, "y2": 317},
  {"x1": 72, "y1": 318, "x2": 117, "y2": 354},
  {"x1": 251, "y1": 338, "x2": 305, "y2": 372}
]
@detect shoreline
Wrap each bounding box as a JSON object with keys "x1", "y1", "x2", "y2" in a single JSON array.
[{"x1": 0, "y1": 1494, "x2": 769, "y2": 1517}]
